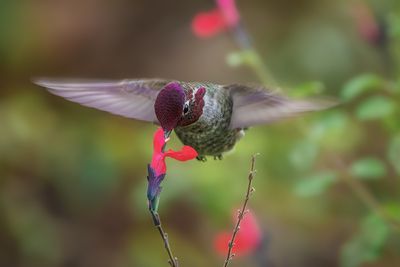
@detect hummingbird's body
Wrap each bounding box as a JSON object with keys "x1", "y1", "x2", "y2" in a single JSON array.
[
  {"x1": 174, "y1": 82, "x2": 237, "y2": 158},
  {"x1": 34, "y1": 78, "x2": 334, "y2": 159}
]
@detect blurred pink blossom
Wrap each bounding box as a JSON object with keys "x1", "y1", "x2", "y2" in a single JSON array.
[
  {"x1": 214, "y1": 209, "x2": 262, "y2": 256},
  {"x1": 191, "y1": 0, "x2": 240, "y2": 38},
  {"x1": 351, "y1": 1, "x2": 382, "y2": 45},
  {"x1": 216, "y1": 0, "x2": 240, "y2": 27}
]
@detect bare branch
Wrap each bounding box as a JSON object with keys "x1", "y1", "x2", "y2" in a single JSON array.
[
  {"x1": 149, "y1": 209, "x2": 179, "y2": 267},
  {"x1": 223, "y1": 153, "x2": 259, "y2": 267}
]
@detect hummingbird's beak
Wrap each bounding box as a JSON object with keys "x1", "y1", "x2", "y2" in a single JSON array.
[{"x1": 164, "y1": 129, "x2": 172, "y2": 140}]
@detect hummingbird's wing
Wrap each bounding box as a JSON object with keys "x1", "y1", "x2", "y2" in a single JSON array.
[
  {"x1": 227, "y1": 84, "x2": 337, "y2": 129},
  {"x1": 33, "y1": 78, "x2": 170, "y2": 123}
]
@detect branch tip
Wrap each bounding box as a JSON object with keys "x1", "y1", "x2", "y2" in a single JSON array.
[{"x1": 223, "y1": 154, "x2": 258, "y2": 267}]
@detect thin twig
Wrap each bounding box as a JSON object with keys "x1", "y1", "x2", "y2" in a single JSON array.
[
  {"x1": 223, "y1": 153, "x2": 259, "y2": 267},
  {"x1": 231, "y1": 24, "x2": 277, "y2": 86},
  {"x1": 335, "y1": 158, "x2": 400, "y2": 231},
  {"x1": 341, "y1": 174, "x2": 400, "y2": 231},
  {"x1": 149, "y1": 209, "x2": 179, "y2": 267}
]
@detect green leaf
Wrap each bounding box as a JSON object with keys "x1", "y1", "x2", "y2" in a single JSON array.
[
  {"x1": 226, "y1": 50, "x2": 258, "y2": 67},
  {"x1": 340, "y1": 213, "x2": 389, "y2": 267},
  {"x1": 294, "y1": 171, "x2": 337, "y2": 197},
  {"x1": 355, "y1": 96, "x2": 396, "y2": 121},
  {"x1": 383, "y1": 202, "x2": 400, "y2": 222},
  {"x1": 388, "y1": 13, "x2": 400, "y2": 38},
  {"x1": 309, "y1": 111, "x2": 349, "y2": 140},
  {"x1": 289, "y1": 140, "x2": 319, "y2": 171},
  {"x1": 387, "y1": 135, "x2": 400, "y2": 175},
  {"x1": 341, "y1": 74, "x2": 383, "y2": 101},
  {"x1": 350, "y1": 157, "x2": 387, "y2": 180},
  {"x1": 292, "y1": 81, "x2": 325, "y2": 97},
  {"x1": 226, "y1": 51, "x2": 244, "y2": 67}
]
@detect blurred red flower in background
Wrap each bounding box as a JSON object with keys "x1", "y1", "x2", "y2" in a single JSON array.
[
  {"x1": 214, "y1": 210, "x2": 262, "y2": 257},
  {"x1": 351, "y1": 1, "x2": 382, "y2": 45},
  {"x1": 191, "y1": 0, "x2": 240, "y2": 38},
  {"x1": 350, "y1": 0, "x2": 389, "y2": 48}
]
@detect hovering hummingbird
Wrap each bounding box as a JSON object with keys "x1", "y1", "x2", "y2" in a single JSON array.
[{"x1": 34, "y1": 79, "x2": 335, "y2": 160}]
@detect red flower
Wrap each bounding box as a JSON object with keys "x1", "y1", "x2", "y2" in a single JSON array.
[
  {"x1": 214, "y1": 210, "x2": 262, "y2": 257},
  {"x1": 351, "y1": 1, "x2": 382, "y2": 45},
  {"x1": 150, "y1": 127, "x2": 197, "y2": 176},
  {"x1": 147, "y1": 128, "x2": 197, "y2": 211},
  {"x1": 217, "y1": 0, "x2": 240, "y2": 27},
  {"x1": 191, "y1": 0, "x2": 240, "y2": 38}
]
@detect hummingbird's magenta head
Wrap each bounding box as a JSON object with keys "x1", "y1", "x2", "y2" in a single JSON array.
[{"x1": 155, "y1": 82, "x2": 185, "y2": 132}]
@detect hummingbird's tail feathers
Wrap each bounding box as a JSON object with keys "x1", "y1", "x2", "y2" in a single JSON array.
[
  {"x1": 32, "y1": 78, "x2": 170, "y2": 123},
  {"x1": 228, "y1": 84, "x2": 338, "y2": 129}
]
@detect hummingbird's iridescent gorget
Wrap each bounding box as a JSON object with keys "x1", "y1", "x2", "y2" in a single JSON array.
[{"x1": 174, "y1": 82, "x2": 240, "y2": 157}]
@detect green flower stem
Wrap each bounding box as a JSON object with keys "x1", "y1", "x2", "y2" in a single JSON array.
[
  {"x1": 229, "y1": 24, "x2": 277, "y2": 86},
  {"x1": 247, "y1": 49, "x2": 276, "y2": 87}
]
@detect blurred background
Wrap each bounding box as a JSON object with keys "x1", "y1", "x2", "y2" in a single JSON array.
[{"x1": 0, "y1": 0, "x2": 399, "y2": 266}]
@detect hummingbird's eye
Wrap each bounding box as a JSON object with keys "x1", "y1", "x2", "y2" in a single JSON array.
[{"x1": 183, "y1": 104, "x2": 189, "y2": 114}]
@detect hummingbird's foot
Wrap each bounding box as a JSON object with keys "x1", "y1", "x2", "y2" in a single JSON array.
[
  {"x1": 196, "y1": 156, "x2": 207, "y2": 162},
  {"x1": 213, "y1": 154, "x2": 223, "y2": 160}
]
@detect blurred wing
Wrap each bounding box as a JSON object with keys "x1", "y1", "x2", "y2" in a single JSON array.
[
  {"x1": 33, "y1": 78, "x2": 170, "y2": 122},
  {"x1": 227, "y1": 84, "x2": 337, "y2": 129}
]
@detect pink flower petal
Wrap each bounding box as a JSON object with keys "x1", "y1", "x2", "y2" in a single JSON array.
[
  {"x1": 150, "y1": 127, "x2": 198, "y2": 176},
  {"x1": 153, "y1": 127, "x2": 165, "y2": 154},
  {"x1": 191, "y1": 9, "x2": 227, "y2": 38},
  {"x1": 351, "y1": 2, "x2": 381, "y2": 45},
  {"x1": 214, "y1": 232, "x2": 232, "y2": 255},
  {"x1": 165, "y1": 146, "x2": 198, "y2": 161},
  {"x1": 216, "y1": 0, "x2": 240, "y2": 27},
  {"x1": 236, "y1": 211, "x2": 262, "y2": 250},
  {"x1": 150, "y1": 154, "x2": 166, "y2": 177},
  {"x1": 214, "y1": 210, "x2": 262, "y2": 256},
  {"x1": 147, "y1": 127, "x2": 198, "y2": 211},
  {"x1": 150, "y1": 128, "x2": 167, "y2": 176}
]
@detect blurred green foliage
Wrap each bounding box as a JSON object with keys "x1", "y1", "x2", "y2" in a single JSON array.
[
  {"x1": 341, "y1": 213, "x2": 390, "y2": 267},
  {"x1": 350, "y1": 157, "x2": 387, "y2": 179},
  {"x1": 1, "y1": 0, "x2": 400, "y2": 267}
]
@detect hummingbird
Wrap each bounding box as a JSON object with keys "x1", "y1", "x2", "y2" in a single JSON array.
[{"x1": 34, "y1": 79, "x2": 335, "y2": 160}]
